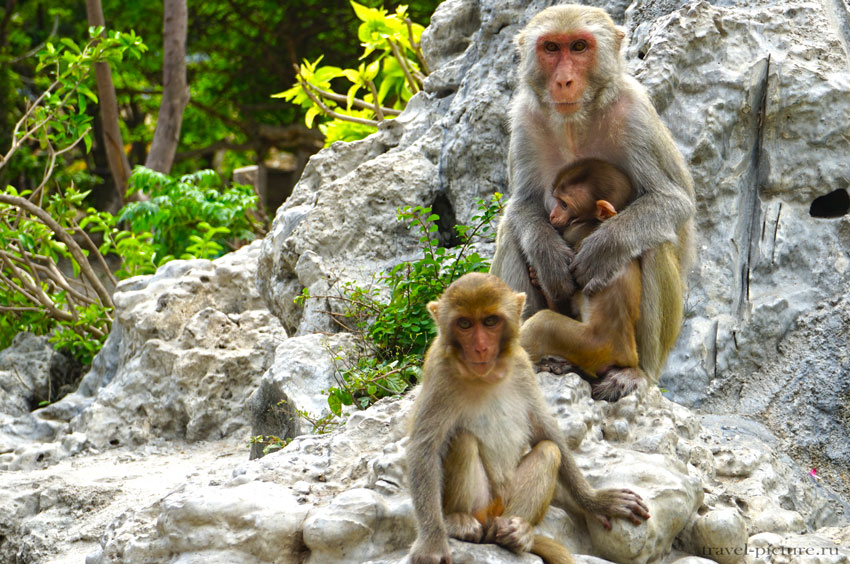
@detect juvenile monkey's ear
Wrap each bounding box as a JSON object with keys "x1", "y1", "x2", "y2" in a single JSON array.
[
  {"x1": 596, "y1": 200, "x2": 618, "y2": 220},
  {"x1": 514, "y1": 292, "x2": 527, "y2": 318},
  {"x1": 427, "y1": 301, "x2": 440, "y2": 322}
]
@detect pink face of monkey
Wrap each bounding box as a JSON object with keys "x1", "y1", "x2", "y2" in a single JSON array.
[
  {"x1": 549, "y1": 182, "x2": 595, "y2": 229},
  {"x1": 535, "y1": 31, "x2": 597, "y2": 114}
]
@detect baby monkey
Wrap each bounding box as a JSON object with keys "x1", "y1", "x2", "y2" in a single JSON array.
[{"x1": 522, "y1": 158, "x2": 645, "y2": 401}]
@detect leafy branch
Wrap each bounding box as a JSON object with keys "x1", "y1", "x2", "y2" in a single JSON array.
[{"x1": 274, "y1": 1, "x2": 428, "y2": 145}]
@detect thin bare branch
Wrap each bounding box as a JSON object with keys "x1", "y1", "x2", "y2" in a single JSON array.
[
  {"x1": 366, "y1": 80, "x2": 384, "y2": 120},
  {"x1": 71, "y1": 216, "x2": 118, "y2": 287},
  {"x1": 386, "y1": 39, "x2": 420, "y2": 93},
  {"x1": 0, "y1": 193, "x2": 114, "y2": 308},
  {"x1": 405, "y1": 18, "x2": 430, "y2": 75},
  {"x1": 297, "y1": 79, "x2": 379, "y2": 127}
]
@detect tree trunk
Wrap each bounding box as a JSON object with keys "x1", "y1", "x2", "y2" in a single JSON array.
[
  {"x1": 85, "y1": 0, "x2": 131, "y2": 203},
  {"x1": 145, "y1": 0, "x2": 189, "y2": 174}
]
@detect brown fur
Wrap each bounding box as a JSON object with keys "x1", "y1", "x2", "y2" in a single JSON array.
[
  {"x1": 407, "y1": 273, "x2": 650, "y2": 564},
  {"x1": 523, "y1": 159, "x2": 643, "y2": 401}
]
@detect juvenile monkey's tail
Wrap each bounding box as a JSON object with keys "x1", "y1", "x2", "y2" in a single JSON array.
[{"x1": 531, "y1": 534, "x2": 575, "y2": 564}]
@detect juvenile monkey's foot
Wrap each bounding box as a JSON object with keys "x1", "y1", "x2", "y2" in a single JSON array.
[
  {"x1": 534, "y1": 356, "x2": 579, "y2": 375},
  {"x1": 446, "y1": 512, "x2": 485, "y2": 543},
  {"x1": 592, "y1": 488, "x2": 651, "y2": 529},
  {"x1": 592, "y1": 367, "x2": 646, "y2": 402},
  {"x1": 486, "y1": 516, "x2": 534, "y2": 553}
]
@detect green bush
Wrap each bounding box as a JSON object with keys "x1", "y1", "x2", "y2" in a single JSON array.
[
  {"x1": 0, "y1": 168, "x2": 264, "y2": 365},
  {"x1": 119, "y1": 166, "x2": 263, "y2": 264},
  {"x1": 297, "y1": 194, "x2": 503, "y2": 422},
  {"x1": 0, "y1": 184, "x2": 155, "y2": 364}
]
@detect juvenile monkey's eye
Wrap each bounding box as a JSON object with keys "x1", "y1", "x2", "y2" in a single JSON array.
[
  {"x1": 559, "y1": 200, "x2": 568, "y2": 209},
  {"x1": 482, "y1": 315, "x2": 501, "y2": 327},
  {"x1": 457, "y1": 318, "x2": 473, "y2": 329},
  {"x1": 543, "y1": 41, "x2": 559, "y2": 53},
  {"x1": 571, "y1": 40, "x2": 588, "y2": 52}
]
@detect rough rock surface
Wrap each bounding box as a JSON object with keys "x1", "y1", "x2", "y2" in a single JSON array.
[
  {"x1": 66, "y1": 240, "x2": 284, "y2": 449},
  {"x1": 0, "y1": 333, "x2": 80, "y2": 456},
  {"x1": 87, "y1": 374, "x2": 850, "y2": 564}
]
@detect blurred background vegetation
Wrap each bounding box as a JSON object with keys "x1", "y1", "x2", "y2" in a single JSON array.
[
  {"x1": 1, "y1": 0, "x2": 439, "y2": 209},
  {"x1": 0, "y1": 0, "x2": 440, "y2": 364}
]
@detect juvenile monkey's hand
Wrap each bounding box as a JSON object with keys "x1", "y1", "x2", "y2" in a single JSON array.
[
  {"x1": 445, "y1": 512, "x2": 484, "y2": 542},
  {"x1": 571, "y1": 231, "x2": 628, "y2": 296},
  {"x1": 591, "y1": 488, "x2": 651, "y2": 530},
  {"x1": 488, "y1": 515, "x2": 534, "y2": 553},
  {"x1": 410, "y1": 536, "x2": 453, "y2": 564}
]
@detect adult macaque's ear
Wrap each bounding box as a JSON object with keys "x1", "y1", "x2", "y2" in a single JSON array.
[
  {"x1": 595, "y1": 200, "x2": 618, "y2": 220},
  {"x1": 614, "y1": 25, "x2": 626, "y2": 52}
]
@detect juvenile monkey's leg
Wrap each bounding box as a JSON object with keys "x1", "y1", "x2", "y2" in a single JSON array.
[
  {"x1": 442, "y1": 431, "x2": 490, "y2": 542},
  {"x1": 505, "y1": 439, "x2": 561, "y2": 524},
  {"x1": 494, "y1": 440, "x2": 575, "y2": 564},
  {"x1": 485, "y1": 440, "x2": 560, "y2": 552}
]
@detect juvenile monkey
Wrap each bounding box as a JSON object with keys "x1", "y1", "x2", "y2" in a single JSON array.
[
  {"x1": 524, "y1": 159, "x2": 645, "y2": 401},
  {"x1": 490, "y1": 4, "x2": 694, "y2": 382},
  {"x1": 407, "y1": 273, "x2": 650, "y2": 564}
]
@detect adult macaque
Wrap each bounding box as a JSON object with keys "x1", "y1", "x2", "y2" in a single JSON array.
[
  {"x1": 524, "y1": 158, "x2": 645, "y2": 401},
  {"x1": 406, "y1": 273, "x2": 650, "y2": 564},
  {"x1": 489, "y1": 4, "x2": 695, "y2": 380}
]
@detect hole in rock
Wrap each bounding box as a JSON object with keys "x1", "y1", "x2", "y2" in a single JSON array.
[
  {"x1": 431, "y1": 193, "x2": 461, "y2": 248},
  {"x1": 809, "y1": 189, "x2": 850, "y2": 218},
  {"x1": 110, "y1": 438, "x2": 120, "y2": 446}
]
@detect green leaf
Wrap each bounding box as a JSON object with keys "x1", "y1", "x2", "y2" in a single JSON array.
[{"x1": 305, "y1": 106, "x2": 321, "y2": 129}]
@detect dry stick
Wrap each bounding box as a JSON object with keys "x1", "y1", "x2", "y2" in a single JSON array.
[
  {"x1": 405, "y1": 18, "x2": 430, "y2": 75},
  {"x1": 3, "y1": 247, "x2": 97, "y2": 305},
  {"x1": 0, "y1": 246, "x2": 92, "y2": 296},
  {"x1": 29, "y1": 129, "x2": 90, "y2": 204},
  {"x1": 2, "y1": 71, "x2": 88, "y2": 169},
  {"x1": 0, "y1": 255, "x2": 74, "y2": 321},
  {"x1": 71, "y1": 217, "x2": 119, "y2": 287},
  {"x1": 0, "y1": 268, "x2": 43, "y2": 311},
  {"x1": 404, "y1": 18, "x2": 431, "y2": 76},
  {"x1": 386, "y1": 39, "x2": 420, "y2": 93},
  {"x1": 366, "y1": 80, "x2": 384, "y2": 120},
  {"x1": 297, "y1": 80, "x2": 379, "y2": 127},
  {"x1": 12, "y1": 240, "x2": 81, "y2": 317},
  {"x1": 0, "y1": 193, "x2": 114, "y2": 309}
]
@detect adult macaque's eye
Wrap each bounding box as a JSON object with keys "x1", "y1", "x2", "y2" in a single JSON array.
[
  {"x1": 571, "y1": 40, "x2": 588, "y2": 52},
  {"x1": 544, "y1": 41, "x2": 559, "y2": 53},
  {"x1": 457, "y1": 318, "x2": 473, "y2": 329}
]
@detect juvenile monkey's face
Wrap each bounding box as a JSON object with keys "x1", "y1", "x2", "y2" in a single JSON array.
[{"x1": 452, "y1": 313, "x2": 506, "y2": 383}]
